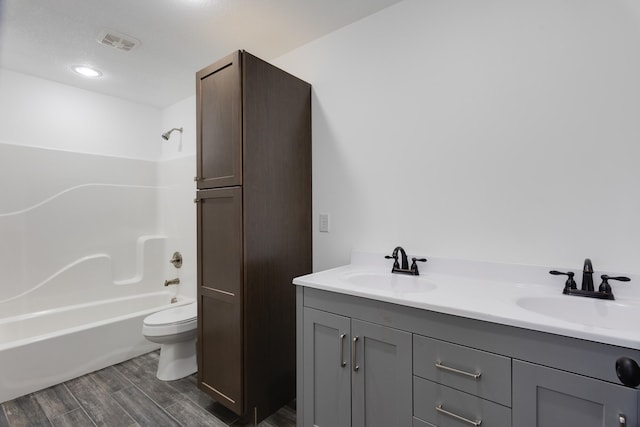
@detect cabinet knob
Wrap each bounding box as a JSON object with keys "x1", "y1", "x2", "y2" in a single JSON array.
[{"x1": 615, "y1": 357, "x2": 640, "y2": 387}]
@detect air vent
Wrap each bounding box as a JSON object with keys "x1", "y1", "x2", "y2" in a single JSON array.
[{"x1": 96, "y1": 30, "x2": 140, "y2": 52}]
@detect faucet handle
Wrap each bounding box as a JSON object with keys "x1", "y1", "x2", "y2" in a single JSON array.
[
  {"x1": 601, "y1": 275, "x2": 631, "y2": 282},
  {"x1": 385, "y1": 254, "x2": 399, "y2": 269},
  {"x1": 599, "y1": 275, "x2": 630, "y2": 294},
  {"x1": 549, "y1": 270, "x2": 577, "y2": 291},
  {"x1": 410, "y1": 257, "x2": 427, "y2": 275}
]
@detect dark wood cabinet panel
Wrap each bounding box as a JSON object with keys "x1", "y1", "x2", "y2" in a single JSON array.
[
  {"x1": 199, "y1": 294, "x2": 243, "y2": 414},
  {"x1": 196, "y1": 51, "x2": 242, "y2": 189},
  {"x1": 198, "y1": 187, "x2": 242, "y2": 296},
  {"x1": 197, "y1": 187, "x2": 243, "y2": 414},
  {"x1": 196, "y1": 50, "x2": 311, "y2": 423}
]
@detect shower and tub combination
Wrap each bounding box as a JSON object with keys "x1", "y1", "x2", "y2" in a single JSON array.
[
  {"x1": 0, "y1": 142, "x2": 195, "y2": 404},
  {"x1": 0, "y1": 238, "x2": 194, "y2": 403}
]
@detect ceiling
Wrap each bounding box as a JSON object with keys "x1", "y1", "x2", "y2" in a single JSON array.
[{"x1": 0, "y1": 0, "x2": 404, "y2": 108}]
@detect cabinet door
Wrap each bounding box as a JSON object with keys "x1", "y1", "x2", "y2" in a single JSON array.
[
  {"x1": 352, "y1": 319, "x2": 413, "y2": 427},
  {"x1": 196, "y1": 50, "x2": 242, "y2": 189},
  {"x1": 197, "y1": 187, "x2": 243, "y2": 414},
  {"x1": 513, "y1": 360, "x2": 638, "y2": 427},
  {"x1": 303, "y1": 308, "x2": 351, "y2": 427}
]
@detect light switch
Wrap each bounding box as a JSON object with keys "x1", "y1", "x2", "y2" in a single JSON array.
[{"x1": 319, "y1": 213, "x2": 330, "y2": 233}]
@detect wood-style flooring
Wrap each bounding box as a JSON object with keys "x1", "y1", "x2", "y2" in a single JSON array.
[{"x1": 0, "y1": 351, "x2": 296, "y2": 427}]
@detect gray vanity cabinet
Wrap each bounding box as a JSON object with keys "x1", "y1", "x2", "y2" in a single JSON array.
[
  {"x1": 351, "y1": 318, "x2": 412, "y2": 427},
  {"x1": 302, "y1": 307, "x2": 412, "y2": 427},
  {"x1": 303, "y1": 308, "x2": 351, "y2": 427},
  {"x1": 513, "y1": 360, "x2": 638, "y2": 427},
  {"x1": 297, "y1": 287, "x2": 640, "y2": 427}
]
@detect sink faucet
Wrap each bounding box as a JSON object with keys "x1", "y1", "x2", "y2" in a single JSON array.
[
  {"x1": 385, "y1": 246, "x2": 427, "y2": 275},
  {"x1": 386, "y1": 246, "x2": 409, "y2": 270},
  {"x1": 549, "y1": 258, "x2": 630, "y2": 300},
  {"x1": 582, "y1": 258, "x2": 594, "y2": 291},
  {"x1": 164, "y1": 278, "x2": 180, "y2": 286}
]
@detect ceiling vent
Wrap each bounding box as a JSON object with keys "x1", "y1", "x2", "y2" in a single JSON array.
[{"x1": 96, "y1": 30, "x2": 140, "y2": 52}]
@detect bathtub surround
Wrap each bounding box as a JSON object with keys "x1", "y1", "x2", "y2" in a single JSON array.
[
  {"x1": 0, "y1": 68, "x2": 198, "y2": 403},
  {"x1": 0, "y1": 142, "x2": 198, "y2": 402},
  {"x1": 0, "y1": 143, "x2": 166, "y2": 305}
]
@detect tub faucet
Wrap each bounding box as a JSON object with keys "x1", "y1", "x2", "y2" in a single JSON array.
[
  {"x1": 164, "y1": 278, "x2": 180, "y2": 286},
  {"x1": 582, "y1": 258, "x2": 594, "y2": 291}
]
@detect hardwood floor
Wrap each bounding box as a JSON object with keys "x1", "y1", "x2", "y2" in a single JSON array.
[{"x1": 0, "y1": 351, "x2": 296, "y2": 427}]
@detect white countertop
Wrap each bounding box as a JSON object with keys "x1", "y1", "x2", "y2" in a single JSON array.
[{"x1": 293, "y1": 252, "x2": 640, "y2": 350}]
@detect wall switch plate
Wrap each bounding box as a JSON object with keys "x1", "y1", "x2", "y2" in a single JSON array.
[{"x1": 319, "y1": 213, "x2": 330, "y2": 233}]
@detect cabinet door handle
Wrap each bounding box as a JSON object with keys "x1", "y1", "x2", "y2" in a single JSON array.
[
  {"x1": 435, "y1": 362, "x2": 482, "y2": 380},
  {"x1": 352, "y1": 336, "x2": 359, "y2": 372},
  {"x1": 339, "y1": 334, "x2": 346, "y2": 367},
  {"x1": 435, "y1": 404, "x2": 482, "y2": 426},
  {"x1": 619, "y1": 414, "x2": 627, "y2": 427}
]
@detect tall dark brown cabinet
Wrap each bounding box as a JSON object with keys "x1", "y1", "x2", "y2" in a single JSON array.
[{"x1": 195, "y1": 50, "x2": 311, "y2": 423}]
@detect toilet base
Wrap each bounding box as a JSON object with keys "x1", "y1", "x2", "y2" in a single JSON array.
[{"x1": 156, "y1": 339, "x2": 197, "y2": 381}]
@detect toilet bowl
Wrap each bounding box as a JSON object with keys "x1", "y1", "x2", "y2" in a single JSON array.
[{"x1": 142, "y1": 302, "x2": 197, "y2": 381}]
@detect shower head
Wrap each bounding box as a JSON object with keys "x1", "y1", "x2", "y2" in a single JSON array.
[{"x1": 161, "y1": 127, "x2": 183, "y2": 140}]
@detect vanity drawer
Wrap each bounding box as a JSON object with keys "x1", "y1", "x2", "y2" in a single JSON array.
[
  {"x1": 414, "y1": 334, "x2": 511, "y2": 406},
  {"x1": 414, "y1": 376, "x2": 511, "y2": 427}
]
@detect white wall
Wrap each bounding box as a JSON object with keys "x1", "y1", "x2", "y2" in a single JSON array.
[
  {"x1": 0, "y1": 69, "x2": 161, "y2": 160},
  {"x1": 274, "y1": 0, "x2": 640, "y2": 274}
]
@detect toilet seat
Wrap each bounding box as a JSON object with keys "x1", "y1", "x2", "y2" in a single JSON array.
[{"x1": 143, "y1": 303, "x2": 197, "y2": 337}]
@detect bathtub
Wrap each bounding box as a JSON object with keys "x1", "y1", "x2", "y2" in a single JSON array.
[{"x1": 0, "y1": 291, "x2": 194, "y2": 404}]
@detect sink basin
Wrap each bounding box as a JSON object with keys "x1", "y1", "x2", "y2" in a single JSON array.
[
  {"x1": 341, "y1": 272, "x2": 437, "y2": 293},
  {"x1": 516, "y1": 296, "x2": 640, "y2": 331}
]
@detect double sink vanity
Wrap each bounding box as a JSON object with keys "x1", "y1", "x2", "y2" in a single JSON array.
[{"x1": 294, "y1": 251, "x2": 640, "y2": 427}]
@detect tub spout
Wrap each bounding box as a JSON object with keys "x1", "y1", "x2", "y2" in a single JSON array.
[{"x1": 164, "y1": 278, "x2": 180, "y2": 286}]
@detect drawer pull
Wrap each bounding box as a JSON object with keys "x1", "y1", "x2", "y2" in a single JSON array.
[
  {"x1": 619, "y1": 414, "x2": 626, "y2": 426},
  {"x1": 353, "y1": 336, "x2": 360, "y2": 372},
  {"x1": 339, "y1": 334, "x2": 346, "y2": 367},
  {"x1": 435, "y1": 404, "x2": 482, "y2": 426},
  {"x1": 435, "y1": 362, "x2": 482, "y2": 380}
]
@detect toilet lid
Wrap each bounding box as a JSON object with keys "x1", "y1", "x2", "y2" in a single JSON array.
[{"x1": 144, "y1": 303, "x2": 197, "y2": 326}]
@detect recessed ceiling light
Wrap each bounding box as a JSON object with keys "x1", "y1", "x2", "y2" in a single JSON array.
[{"x1": 72, "y1": 65, "x2": 103, "y2": 78}]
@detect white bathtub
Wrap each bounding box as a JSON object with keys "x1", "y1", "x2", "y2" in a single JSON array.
[{"x1": 0, "y1": 291, "x2": 194, "y2": 403}]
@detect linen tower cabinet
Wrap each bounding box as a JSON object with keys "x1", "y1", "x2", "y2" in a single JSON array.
[{"x1": 195, "y1": 50, "x2": 311, "y2": 423}]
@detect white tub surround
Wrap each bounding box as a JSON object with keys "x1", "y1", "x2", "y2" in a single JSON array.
[
  {"x1": 0, "y1": 143, "x2": 191, "y2": 403},
  {"x1": 293, "y1": 252, "x2": 640, "y2": 350}
]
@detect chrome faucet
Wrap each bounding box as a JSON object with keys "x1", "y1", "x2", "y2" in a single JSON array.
[
  {"x1": 385, "y1": 246, "x2": 427, "y2": 276},
  {"x1": 164, "y1": 278, "x2": 180, "y2": 286}
]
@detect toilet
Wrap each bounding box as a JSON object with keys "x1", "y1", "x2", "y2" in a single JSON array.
[{"x1": 142, "y1": 302, "x2": 197, "y2": 381}]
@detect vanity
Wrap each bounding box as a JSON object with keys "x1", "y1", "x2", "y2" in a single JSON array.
[{"x1": 294, "y1": 253, "x2": 640, "y2": 427}]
